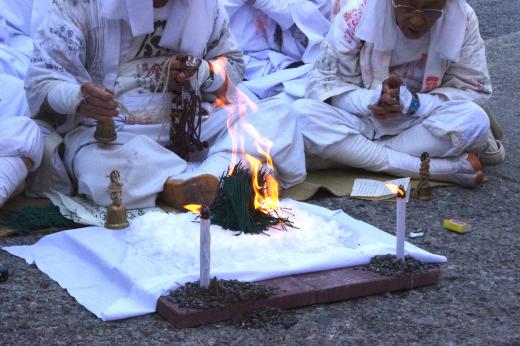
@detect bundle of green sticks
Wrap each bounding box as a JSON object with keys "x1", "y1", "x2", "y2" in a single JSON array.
[{"x1": 210, "y1": 162, "x2": 294, "y2": 235}]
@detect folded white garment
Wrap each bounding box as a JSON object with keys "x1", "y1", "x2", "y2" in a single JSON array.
[
  {"x1": 3, "y1": 200, "x2": 446, "y2": 321},
  {"x1": 0, "y1": 0, "x2": 49, "y2": 37},
  {"x1": 242, "y1": 63, "x2": 313, "y2": 99},
  {"x1": 224, "y1": 0, "x2": 332, "y2": 100}
]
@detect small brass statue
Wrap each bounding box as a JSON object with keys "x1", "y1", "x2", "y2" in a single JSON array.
[
  {"x1": 415, "y1": 152, "x2": 433, "y2": 201},
  {"x1": 105, "y1": 170, "x2": 129, "y2": 229},
  {"x1": 94, "y1": 119, "x2": 117, "y2": 144}
]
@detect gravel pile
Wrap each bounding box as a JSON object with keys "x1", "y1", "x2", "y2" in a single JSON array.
[
  {"x1": 167, "y1": 279, "x2": 274, "y2": 309},
  {"x1": 1, "y1": 1, "x2": 519, "y2": 344},
  {"x1": 366, "y1": 255, "x2": 438, "y2": 277}
]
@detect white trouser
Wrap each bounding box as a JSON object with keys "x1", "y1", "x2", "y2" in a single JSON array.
[
  {"x1": 0, "y1": 117, "x2": 43, "y2": 206},
  {"x1": 292, "y1": 98, "x2": 490, "y2": 181},
  {"x1": 64, "y1": 97, "x2": 306, "y2": 209}
]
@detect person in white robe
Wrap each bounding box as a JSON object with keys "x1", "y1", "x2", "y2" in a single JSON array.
[
  {"x1": 25, "y1": 0, "x2": 306, "y2": 210},
  {"x1": 0, "y1": 4, "x2": 45, "y2": 208},
  {"x1": 223, "y1": 0, "x2": 331, "y2": 102},
  {"x1": 291, "y1": 0, "x2": 505, "y2": 187}
]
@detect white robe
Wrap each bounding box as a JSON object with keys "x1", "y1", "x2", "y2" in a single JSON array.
[
  {"x1": 223, "y1": 0, "x2": 331, "y2": 100},
  {"x1": 292, "y1": 1, "x2": 492, "y2": 186},
  {"x1": 25, "y1": 0, "x2": 306, "y2": 208},
  {"x1": 0, "y1": 1, "x2": 48, "y2": 204},
  {"x1": 0, "y1": 117, "x2": 43, "y2": 207}
]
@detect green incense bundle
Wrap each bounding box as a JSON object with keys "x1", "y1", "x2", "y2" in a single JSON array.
[{"x1": 210, "y1": 162, "x2": 294, "y2": 235}]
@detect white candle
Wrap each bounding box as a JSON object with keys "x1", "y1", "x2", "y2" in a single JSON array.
[
  {"x1": 199, "y1": 207, "x2": 211, "y2": 289},
  {"x1": 396, "y1": 185, "x2": 406, "y2": 262}
]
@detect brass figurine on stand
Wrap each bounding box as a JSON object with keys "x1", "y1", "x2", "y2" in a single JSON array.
[
  {"x1": 94, "y1": 119, "x2": 117, "y2": 144},
  {"x1": 415, "y1": 152, "x2": 433, "y2": 201},
  {"x1": 105, "y1": 170, "x2": 129, "y2": 229}
]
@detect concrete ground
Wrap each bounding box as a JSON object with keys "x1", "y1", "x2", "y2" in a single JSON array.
[{"x1": 1, "y1": 1, "x2": 519, "y2": 344}]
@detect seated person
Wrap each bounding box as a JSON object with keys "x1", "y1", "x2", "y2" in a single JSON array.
[
  {"x1": 0, "y1": 116, "x2": 43, "y2": 208},
  {"x1": 0, "y1": 10, "x2": 43, "y2": 208},
  {"x1": 291, "y1": 0, "x2": 505, "y2": 187},
  {"x1": 25, "y1": 0, "x2": 305, "y2": 210}
]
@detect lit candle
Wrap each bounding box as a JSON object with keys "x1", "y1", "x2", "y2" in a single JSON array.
[
  {"x1": 396, "y1": 185, "x2": 407, "y2": 262},
  {"x1": 199, "y1": 206, "x2": 211, "y2": 289}
]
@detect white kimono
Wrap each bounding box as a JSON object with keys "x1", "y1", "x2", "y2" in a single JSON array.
[
  {"x1": 291, "y1": 0, "x2": 495, "y2": 187},
  {"x1": 224, "y1": 0, "x2": 331, "y2": 101},
  {"x1": 0, "y1": 4, "x2": 46, "y2": 206},
  {"x1": 25, "y1": 0, "x2": 306, "y2": 208}
]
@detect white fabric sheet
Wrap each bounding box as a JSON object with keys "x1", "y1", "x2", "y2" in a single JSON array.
[{"x1": 4, "y1": 200, "x2": 446, "y2": 321}]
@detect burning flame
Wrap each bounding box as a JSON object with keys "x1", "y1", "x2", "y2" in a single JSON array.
[
  {"x1": 386, "y1": 184, "x2": 407, "y2": 198},
  {"x1": 184, "y1": 204, "x2": 202, "y2": 214},
  {"x1": 216, "y1": 60, "x2": 280, "y2": 214}
]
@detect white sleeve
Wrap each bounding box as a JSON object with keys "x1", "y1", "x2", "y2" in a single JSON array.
[
  {"x1": 331, "y1": 86, "x2": 381, "y2": 116},
  {"x1": 46, "y1": 82, "x2": 83, "y2": 115},
  {"x1": 400, "y1": 86, "x2": 444, "y2": 117}
]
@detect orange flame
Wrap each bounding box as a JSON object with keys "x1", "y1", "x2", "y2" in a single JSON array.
[
  {"x1": 386, "y1": 184, "x2": 406, "y2": 198},
  {"x1": 217, "y1": 61, "x2": 279, "y2": 214},
  {"x1": 184, "y1": 204, "x2": 202, "y2": 214}
]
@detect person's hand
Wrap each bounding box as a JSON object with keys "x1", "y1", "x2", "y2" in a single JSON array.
[
  {"x1": 78, "y1": 83, "x2": 119, "y2": 121},
  {"x1": 368, "y1": 75, "x2": 404, "y2": 117},
  {"x1": 169, "y1": 54, "x2": 203, "y2": 90}
]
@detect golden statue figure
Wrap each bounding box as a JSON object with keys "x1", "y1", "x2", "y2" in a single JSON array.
[{"x1": 105, "y1": 170, "x2": 129, "y2": 229}]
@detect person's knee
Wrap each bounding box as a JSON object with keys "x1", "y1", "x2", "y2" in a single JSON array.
[
  {"x1": 421, "y1": 100, "x2": 490, "y2": 155},
  {"x1": 467, "y1": 102, "x2": 490, "y2": 136},
  {"x1": 459, "y1": 102, "x2": 491, "y2": 149}
]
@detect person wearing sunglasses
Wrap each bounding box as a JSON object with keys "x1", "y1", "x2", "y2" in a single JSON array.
[{"x1": 291, "y1": 0, "x2": 504, "y2": 187}]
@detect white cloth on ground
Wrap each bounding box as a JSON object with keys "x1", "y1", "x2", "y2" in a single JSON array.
[{"x1": 3, "y1": 200, "x2": 447, "y2": 321}]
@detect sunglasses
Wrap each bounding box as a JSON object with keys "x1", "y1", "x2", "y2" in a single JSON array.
[{"x1": 392, "y1": 0, "x2": 445, "y2": 20}]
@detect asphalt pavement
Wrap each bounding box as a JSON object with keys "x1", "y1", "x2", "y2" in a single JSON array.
[{"x1": 1, "y1": 1, "x2": 519, "y2": 344}]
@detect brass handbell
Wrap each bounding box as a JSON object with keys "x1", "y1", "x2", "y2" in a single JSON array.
[
  {"x1": 105, "y1": 203, "x2": 130, "y2": 230},
  {"x1": 105, "y1": 170, "x2": 129, "y2": 230},
  {"x1": 94, "y1": 119, "x2": 117, "y2": 144}
]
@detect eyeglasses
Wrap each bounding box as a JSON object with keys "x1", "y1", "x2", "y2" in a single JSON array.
[{"x1": 392, "y1": 0, "x2": 445, "y2": 20}]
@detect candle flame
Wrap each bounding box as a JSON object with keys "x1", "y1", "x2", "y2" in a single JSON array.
[
  {"x1": 386, "y1": 183, "x2": 406, "y2": 198},
  {"x1": 184, "y1": 204, "x2": 202, "y2": 214}
]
